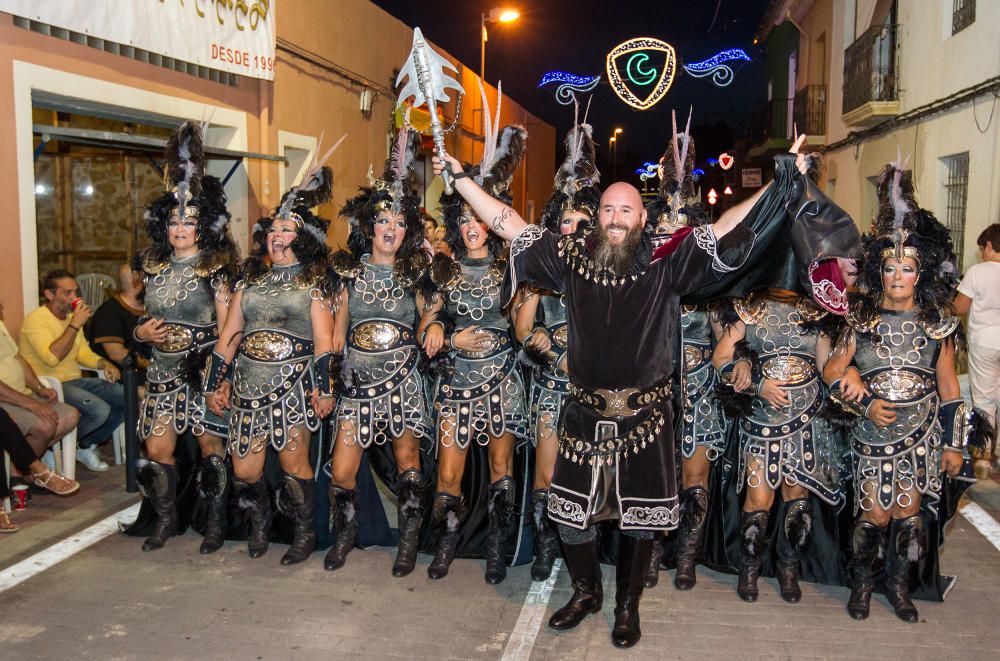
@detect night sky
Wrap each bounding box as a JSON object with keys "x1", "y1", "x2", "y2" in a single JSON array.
[{"x1": 373, "y1": 0, "x2": 772, "y2": 186}]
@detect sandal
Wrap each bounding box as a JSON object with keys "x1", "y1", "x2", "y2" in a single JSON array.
[
  {"x1": 0, "y1": 509, "x2": 17, "y2": 533},
  {"x1": 31, "y1": 469, "x2": 81, "y2": 496}
]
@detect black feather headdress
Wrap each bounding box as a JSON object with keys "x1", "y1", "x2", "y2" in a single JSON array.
[{"x1": 540, "y1": 97, "x2": 601, "y2": 232}]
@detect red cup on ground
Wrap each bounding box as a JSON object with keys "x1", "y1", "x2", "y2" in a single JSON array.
[
  {"x1": 11, "y1": 483, "x2": 28, "y2": 510},
  {"x1": 71, "y1": 297, "x2": 84, "y2": 311}
]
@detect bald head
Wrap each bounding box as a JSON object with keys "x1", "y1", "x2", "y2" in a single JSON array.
[
  {"x1": 597, "y1": 182, "x2": 647, "y2": 245},
  {"x1": 118, "y1": 263, "x2": 142, "y2": 296}
]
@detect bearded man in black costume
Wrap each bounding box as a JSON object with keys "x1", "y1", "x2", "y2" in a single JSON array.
[{"x1": 432, "y1": 134, "x2": 850, "y2": 648}]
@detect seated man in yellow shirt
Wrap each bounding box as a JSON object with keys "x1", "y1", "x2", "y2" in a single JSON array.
[
  {"x1": 19, "y1": 270, "x2": 124, "y2": 472},
  {"x1": 0, "y1": 298, "x2": 80, "y2": 459}
]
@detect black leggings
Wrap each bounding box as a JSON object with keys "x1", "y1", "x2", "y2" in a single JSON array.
[{"x1": 0, "y1": 409, "x2": 39, "y2": 498}]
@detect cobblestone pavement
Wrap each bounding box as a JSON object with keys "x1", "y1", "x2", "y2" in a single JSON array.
[{"x1": 1, "y1": 468, "x2": 998, "y2": 660}]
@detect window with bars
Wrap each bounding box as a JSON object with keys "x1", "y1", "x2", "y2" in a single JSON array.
[
  {"x1": 942, "y1": 153, "x2": 970, "y2": 271},
  {"x1": 953, "y1": 0, "x2": 976, "y2": 35}
]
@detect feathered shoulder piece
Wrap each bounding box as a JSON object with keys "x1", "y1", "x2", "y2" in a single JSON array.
[
  {"x1": 845, "y1": 293, "x2": 881, "y2": 334},
  {"x1": 395, "y1": 250, "x2": 430, "y2": 289},
  {"x1": 330, "y1": 250, "x2": 364, "y2": 280}
]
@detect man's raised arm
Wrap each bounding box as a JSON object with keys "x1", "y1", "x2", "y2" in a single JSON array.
[{"x1": 433, "y1": 154, "x2": 527, "y2": 242}]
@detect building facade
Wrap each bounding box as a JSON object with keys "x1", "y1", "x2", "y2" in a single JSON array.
[
  {"x1": 753, "y1": 0, "x2": 1000, "y2": 271},
  {"x1": 0, "y1": 0, "x2": 556, "y2": 333}
]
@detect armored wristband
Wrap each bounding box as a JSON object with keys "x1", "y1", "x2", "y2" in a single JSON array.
[
  {"x1": 314, "y1": 351, "x2": 335, "y2": 398},
  {"x1": 939, "y1": 398, "x2": 969, "y2": 451},
  {"x1": 203, "y1": 351, "x2": 232, "y2": 393}
]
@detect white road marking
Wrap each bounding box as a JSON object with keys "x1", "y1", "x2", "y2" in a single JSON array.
[
  {"x1": 0, "y1": 502, "x2": 140, "y2": 593},
  {"x1": 959, "y1": 500, "x2": 1000, "y2": 553},
  {"x1": 501, "y1": 559, "x2": 563, "y2": 661}
]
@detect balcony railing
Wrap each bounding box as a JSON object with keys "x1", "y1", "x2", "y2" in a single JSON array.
[
  {"x1": 952, "y1": 0, "x2": 975, "y2": 34},
  {"x1": 793, "y1": 85, "x2": 826, "y2": 136},
  {"x1": 843, "y1": 23, "x2": 900, "y2": 114},
  {"x1": 748, "y1": 97, "x2": 792, "y2": 148}
]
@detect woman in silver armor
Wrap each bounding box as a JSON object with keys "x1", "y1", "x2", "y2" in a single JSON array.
[
  {"x1": 713, "y1": 287, "x2": 841, "y2": 604},
  {"x1": 207, "y1": 161, "x2": 339, "y2": 565},
  {"x1": 512, "y1": 121, "x2": 599, "y2": 582},
  {"x1": 422, "y1": 123, "x2": 529, "y2": 584},
  {"x1": 824, "y1": 163, "x2": 980, "y2": 622},
  {"x1": 324, "y1": 129, "x2": 434, "y2": 577},
  {"x1": 645, "y1": 118, "x2": 730, "y2": 590},
  {"x1": 133, "y1": 121, "x2": 239, "y2": 553}
]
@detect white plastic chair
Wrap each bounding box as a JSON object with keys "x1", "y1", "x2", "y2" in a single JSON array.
[
  {"x1": 38, "y1": 376, "x2": 78, "y2": 480},
  {"x1": 75, "y1": 273, "x2": 116, "y2": 310},
  {"x1": 97, "y1": 370, "x2": 126, "y2": 465}
]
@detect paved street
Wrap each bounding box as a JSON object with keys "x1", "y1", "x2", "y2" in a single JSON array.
[{"x1": 2, "y1": 468, "x2": 999, "y2": 660}]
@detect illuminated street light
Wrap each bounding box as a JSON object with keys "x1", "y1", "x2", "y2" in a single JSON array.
[{"x1": 481, "y1": 8, "x2": 520, "y2": 81}]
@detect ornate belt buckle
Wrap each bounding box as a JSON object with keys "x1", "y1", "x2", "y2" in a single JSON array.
[
  {"x1": 594, "y1": 386, "x2": 640, "y2": 417},
  {"x1": 242, "y1": 331, "x2": 294, "y2": 361},
  {"x1": 352, "y1": 320, "x2": 400, "y2": 351},
  {"x1": 159, "y1": 324, "x2": 193, "y2": 353}
]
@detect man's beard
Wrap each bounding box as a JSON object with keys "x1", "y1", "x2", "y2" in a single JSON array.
[{"x1": 593, "y1": 222, "x2": 643, "y2": 275}]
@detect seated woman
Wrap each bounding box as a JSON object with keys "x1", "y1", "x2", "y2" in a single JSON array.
[{"x1": 1, "y1": 408, "x2": 79, "y2": 532}]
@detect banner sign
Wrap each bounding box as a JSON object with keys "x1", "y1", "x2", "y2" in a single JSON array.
[{"x1": 0, "y1": 0, "x2": 276, "y2": 80}]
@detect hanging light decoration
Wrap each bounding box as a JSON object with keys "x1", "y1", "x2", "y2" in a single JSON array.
[{"x1": 605, "y1": 37, "x2": 677, "y2": 110}]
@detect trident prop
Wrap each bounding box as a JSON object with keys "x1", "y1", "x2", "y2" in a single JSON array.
[{"x1": 395, "y1": 27, "x2": 465, "y2": 194}]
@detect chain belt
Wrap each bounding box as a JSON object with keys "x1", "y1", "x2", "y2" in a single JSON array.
[{"x1": 569, "y1": 378, "x2": 673, "y2": 418}]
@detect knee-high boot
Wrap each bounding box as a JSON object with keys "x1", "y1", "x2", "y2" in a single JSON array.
[
  {"x1": 548, "y1": 537, "x2": 602, "y2": 630},
  {"x1": 775, "y1": 498, "x2": 813, "y2": 603},
  {"x1": 324, "y1": 486, "x2": 357, "y2": 571},
  {"x1": 673, "y1": 485, "x2": 708, "y2": 590},
  {"x1": 886, "y1": 515, "x2": 923, "y2": 623},
  {"x1": 198, "y1": 454, "x2": 230, "y2": 554},
  {"x1": 530, "y1": 489, "x2": 561, "y2": 581},
  {"x1": 736, "y1": 509, "x2": 769, "y2": 602},
  {"x1": 427, "y1": 492, "x2": 465, "y2": 580},
  {"x1": 140, "y1": 460, "x2": 177, "y2": 552},
  {"x1": 612, "y1": 535, "x2": 654, "y2": 649},
  {"x1": 846, "y1": 519, "x2": 886, "y2": 620},
  {"x1": 280, "y1": 474, "x2": 317, "y2": 565},
  {"x1": 235, "y1": 478, "x2": 272, "y2": 558},
  {"x1": 392, "y1": 468, "x2": 427, "y2": 577},
  {"x1": 484, "y1": 476, "x2": 517, "y2": 585}
]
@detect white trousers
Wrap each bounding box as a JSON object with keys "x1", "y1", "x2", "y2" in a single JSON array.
[{"x1": 968, "y1": 343, "x2": 1000, "y2": 457}]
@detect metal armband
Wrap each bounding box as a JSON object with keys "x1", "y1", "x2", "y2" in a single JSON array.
[
  {"x1": 939, "y1": 398, "x2": 969, "y2": 451},
  {"x1": 203, "y1": 351, "x2": 232, "y2": 393},
  {"x1": 314, "y1": 351, "x2": 336, "y2": 398}
]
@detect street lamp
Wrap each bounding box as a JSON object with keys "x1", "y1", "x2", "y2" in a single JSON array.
[
  {"x1": 610, "y1": 128, "x2": 622, "y2": 181},
  {"x1": 481, "y1": 8, "x2": 519, "y2": 81}
]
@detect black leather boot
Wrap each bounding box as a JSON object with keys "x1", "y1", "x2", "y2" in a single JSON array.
[
  {"x1": 612, "y1": 535, "x2": 654, "y2": 649},
  {"x1": 235, "y1": 478, "x2": 272, "y2": 558},
  {"x1": 846, "y1": 519, "x2": 885, "y2": 620},
  {"x1": 737, "y1": 510, "x2": 769, "y2": 602},
  {"x1": 673, "y1": 485, "x2": 708, "y2": 590},
  {"x1": 530, "y1": 489, "x2": 560, "y2": 582},
  {"x1": 484, "y1": 476, "x2": 517, "y2": 584},
  {"x1": 775, "y1": 498, "x2": 812, "y2": 603},
  {"x1": 392, "y1": 468, "x2": 426, "y2": 577},
  {"x1": 280, "y1": 474, "x2": 317, "y2": 565},
  {"x1": 548, "y1": 537, "x2": 603, "y2": 630},
  {"x1": 140, "y1": 461, "x2": 177, "y2": 552},
  {"x1": 644, "y1": 537, "x2": 664, "y2": 589},
  {"x1": 198, "y1": 454, "x2": 230, "y2": 554},
  {"x1": 324, "y1": 486, "x2": 357, "y2": 571},
  {"x1": 427, "y1": 492, "x2": 465, "y2": 580},
  {"x1": 886, "y1": 515, "x2": 923, "y2": 623}
]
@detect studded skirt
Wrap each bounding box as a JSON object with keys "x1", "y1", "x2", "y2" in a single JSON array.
[{"x1": 227, "y1": 328, "x2": 320, "y2": 457}]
